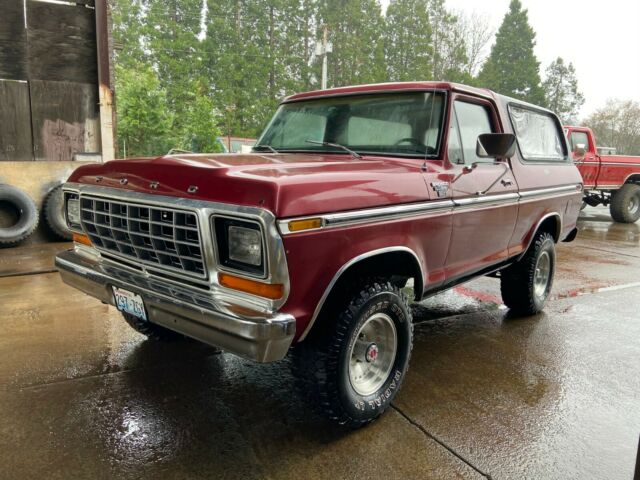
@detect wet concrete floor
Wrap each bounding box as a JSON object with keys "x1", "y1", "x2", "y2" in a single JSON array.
[{"x1": 0, "y1": 206, "x2": 639, "y2": 479}]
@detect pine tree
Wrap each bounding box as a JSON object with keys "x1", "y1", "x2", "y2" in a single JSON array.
[
  {"x1": 542, "y1": 57, "x2": 584, "y2": 123},
  {"x1": 478, "y1": 0, "x2": 545, "y2": 105},
  {"x1": 384, "y1": 0, "x2": 432, "y2": 81},
  {"x1": 317, "y1": 0, "x2": 387, "y2": 88}
]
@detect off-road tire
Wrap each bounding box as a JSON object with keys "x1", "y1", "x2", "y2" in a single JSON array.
[
  {"x1": 0, "y1": 184, "x2": 39, "y2": 247},
  {"x1": 43, "y1": 185, "x2": 72, "y2": 240},
  {"x1": 500, "y1": 232, "x2": 555, "y2": 316},
  {"x1": 121, "y1": 312, "x2": 185, "y2": 341},
  {"x1": 291, "y1": 281, "x2": 413, "y2": 428},
  {"x1": 610, "y1": 184, "x2": 640, "y2": 223}
]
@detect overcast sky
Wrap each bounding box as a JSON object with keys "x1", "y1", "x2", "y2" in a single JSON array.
[{"x1": 379, "y1": 0, "x2": 640, "y2": 118}]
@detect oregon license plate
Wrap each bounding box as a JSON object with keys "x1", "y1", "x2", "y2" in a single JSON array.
[{"x1": 112, "y1": 287, "x2": 147, "y2": 321}]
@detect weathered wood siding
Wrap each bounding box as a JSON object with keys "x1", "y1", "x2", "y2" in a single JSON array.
[
  {"x1": 30, "y1": 80, "x2": 100, "y2": 161},
  {"x1": 0, "y1": 80, "x2": 33, "y2": 161},
  {"x1": 26, "y1": 0, "x2": 98, "y2": 84},
  {"x1": 0, "y1": 0, "x2": 102, "y2": 161},
  {"x1": 0, "y1": 0, "x2": 27, "y2": 80}
]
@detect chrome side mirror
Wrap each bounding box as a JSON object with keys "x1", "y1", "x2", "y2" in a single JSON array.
[{"x1": 476, "y1": 133, "x2": 517, "y2": 159}]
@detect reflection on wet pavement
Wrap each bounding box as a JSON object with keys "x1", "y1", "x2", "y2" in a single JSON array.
[{"x1": 0, "y1": 205, "x2": 639, "y2": 479}]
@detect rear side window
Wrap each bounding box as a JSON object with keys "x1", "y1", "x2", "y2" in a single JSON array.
[{"x1": 509, "y1": 106, "x2": 566, "y2": 161}]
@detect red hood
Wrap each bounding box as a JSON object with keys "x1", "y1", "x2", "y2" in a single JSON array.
[{"x1": 68, "y1": 153, "x2": 431, "y2": 217}]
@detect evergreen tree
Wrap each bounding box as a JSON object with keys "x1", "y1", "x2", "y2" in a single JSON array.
[
  {"x1": 478, "y1": 0, "x2": 545, "y2": 105},
  {"x1": 317, "y1": 0, "x2": 387, "y2": 88},
  {"x1": 542, "y1": 57, "x2": 584, "y2": 123},
  {"x1": 429, "y1": 0, "x2": 468, "y2": 82},
  {"x1": 384, "y1": 0, "x2": 432, "y2": 81},
  {"x1": 115, "y1": 65, "x2": 175, "y2": 157}
]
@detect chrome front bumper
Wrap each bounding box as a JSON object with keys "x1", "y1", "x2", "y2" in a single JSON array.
[{"x1": 55, "y1": 249, "x2": 296, "y2": 362}]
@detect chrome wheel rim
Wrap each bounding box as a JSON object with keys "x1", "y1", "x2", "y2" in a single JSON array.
[
  {"x1": 348, "y1": 313, "x2": 397, "y2": 396},
  {"x1": 628, "y1": 195, "x2": 639, "y2": 215},
  {"x1": 533, "y1": 251, "x2": 551, "y2": 300}
]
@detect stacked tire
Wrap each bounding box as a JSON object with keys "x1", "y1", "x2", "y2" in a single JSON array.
[
  {"x1": 0, "y1": 185, "x2": 39, "y2": 248},
  {"x1": 43, "y1": 185, "x2": 72, "y2": 241}
]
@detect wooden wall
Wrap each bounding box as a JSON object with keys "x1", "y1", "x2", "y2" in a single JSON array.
[{"x1": 0, "y1": 0, "x2": 101, "y2": 161}]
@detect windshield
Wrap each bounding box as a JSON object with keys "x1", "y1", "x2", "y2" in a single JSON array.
[{"x1": 256, "y1": 91, "x2": 446, "y2": 158}]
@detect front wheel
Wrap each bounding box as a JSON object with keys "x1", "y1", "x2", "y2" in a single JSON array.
[
  {"x1": 610, "y1": 184, "x2": 640, "y2": 223},
  {"x1": 291, "y1": 281, "x2": 413, "y2": 428},
  {"x1": 500, "y1": 232, "x2": 555, "y2": 316}
]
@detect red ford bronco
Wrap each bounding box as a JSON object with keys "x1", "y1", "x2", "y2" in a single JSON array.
[
  {"x1": 56, "y1": 82, "x2": 583, "y2": 427},
  {"x1": 565, "y1": 126, "x2": 640, "y2": 223}
]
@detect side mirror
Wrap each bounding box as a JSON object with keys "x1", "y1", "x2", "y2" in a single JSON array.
[
  {"x1": 476, "y1": 133, "x2": 517, "y2": 159},
  {"x1": 574, "y1": 143, "x2": 586, "y2": 157}
]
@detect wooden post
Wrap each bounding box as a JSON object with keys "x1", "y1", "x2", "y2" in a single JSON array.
[{"x1": 94, "y1": 0, "x2": 115, "y2": 161}]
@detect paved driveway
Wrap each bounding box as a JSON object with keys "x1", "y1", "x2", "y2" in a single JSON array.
[{"x1": 1, "y1": 206, "x2": 638, "y2": 479}]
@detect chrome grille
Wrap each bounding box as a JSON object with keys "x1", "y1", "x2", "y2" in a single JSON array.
[{"x1": 80, "y1": 196, "x2": 206, "y2": 279}]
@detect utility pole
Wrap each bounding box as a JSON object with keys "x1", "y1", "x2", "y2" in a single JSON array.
[{"x1": 317, "y1": 25, "x2": 332, "y2": 90}]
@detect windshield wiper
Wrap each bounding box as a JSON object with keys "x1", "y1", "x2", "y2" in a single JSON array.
[
  {"x1": 305, "y1": 140, "x2": 362, "y2": 159},
  {"x1": 253, "y1": 144, "x2": 279, "y2": 154}
]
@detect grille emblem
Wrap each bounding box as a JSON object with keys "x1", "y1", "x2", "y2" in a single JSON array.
[
  {"x1": 150, "y1": 181, "x2": 159, "y2": 190},
  {"x1": 187, "y1": 185, "x2": 198, "y2": 194},
  {"x1": 120, "y1": 178, "x2": 128, "y2": 185}
]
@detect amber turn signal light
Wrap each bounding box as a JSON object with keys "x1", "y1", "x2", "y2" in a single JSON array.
[
  {"x1": 287, "y1": 217, "x2": 322, "y2": 232},
  {"x1": 218, "y1": 273, "x2": 284, "y2": 300},
  {"x1": 72, "y1": 233, "x2": 92, "y2": 246}
]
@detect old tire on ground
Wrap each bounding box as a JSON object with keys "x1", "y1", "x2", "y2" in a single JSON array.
[
  {"x1": 500, "y1": 231, "x2": 555, "y2": 316},
  {"x1": 0, "y1": 184, "x2": 39, "y2": 248},
  {"x1": 121, "y1": 312, "x2": 185, "y2": 341},
  {"x1": 43, "y1": 185, "x2": 72, "y2": 240},
  {"x1": 291, "y1": 281, "x2": 413, "y2": 428},
  {"x1": 609, "y1": 184, "x2": 640, "y2": 223}
]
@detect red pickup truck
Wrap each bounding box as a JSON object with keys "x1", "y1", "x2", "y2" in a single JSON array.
[
  {"x1": 565, "y1": 126, "x2": 640, "y2": 223},
  {"x1": 56, "y1": 82, "x2": 583, "y2": 426}
]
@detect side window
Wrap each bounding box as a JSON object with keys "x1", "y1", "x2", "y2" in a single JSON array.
[
  {"x1": 570, "y1": 131, "x2": 589, "y2": 154},
  {"x1": 453, "y1": 101, "x2": 494, "y2": 164},
  {"x1": 509, "y1": 105, "x2": 566, "y2": 161}
]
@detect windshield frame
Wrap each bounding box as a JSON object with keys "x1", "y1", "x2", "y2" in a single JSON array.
[{"x1": 255, "y1": 89, "x2": 449, "y2": 160}]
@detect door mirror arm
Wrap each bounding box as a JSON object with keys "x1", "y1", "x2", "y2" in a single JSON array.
[{"x1": 476, "y1": 162, "x2": 511, "y2": 196}]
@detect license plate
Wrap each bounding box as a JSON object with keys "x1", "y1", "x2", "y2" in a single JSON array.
[{"x1": 112, "y1": 287, "x2": 147, "y2": 321}]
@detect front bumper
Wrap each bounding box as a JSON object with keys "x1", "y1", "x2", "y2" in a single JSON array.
[{"x1": 55, "y1": 249, "x2": 296, "y2": 362}]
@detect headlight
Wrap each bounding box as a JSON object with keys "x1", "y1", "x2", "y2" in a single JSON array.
[
  {"x1": 65, "y1": 193, "x2": 81, "y2": 228},
  {"x1": 214, "y1": 217, "x2": 265, "y2": 276}
]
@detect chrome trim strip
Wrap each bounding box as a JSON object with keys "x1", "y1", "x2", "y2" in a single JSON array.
[
  {"x1": 63, "y1": 182, "x2": 290, "y2": 312},
  {"x1": 279, "y1": 185, "x2": 582, "y2": 235},
  {"x1": 453, "y1": 192, "x2": 520, "y2": 206},
  {"x1": 278, "y1": 200, "x2": 453, "y2": 234},
  {"x1": 519, "y1": 184, "x2": 582, "y2": 198},
  {"x1": 599, "y1": 162, "x2": 640, "y2": 167},
  {"x1": 298, "y1": 246, "x2": 424, "y2": 342}
]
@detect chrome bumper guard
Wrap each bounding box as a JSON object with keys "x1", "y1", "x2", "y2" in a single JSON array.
[{"x1": 55, "y1": 249, "x2": 295, "y2": 362}]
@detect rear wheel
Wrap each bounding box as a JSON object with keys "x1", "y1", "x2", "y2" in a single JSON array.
[
  {"x1": 500, "y1": 232, "x2": 555, "y2": 316},
  {"x1": 121, "y1": 312, "x2": 185, "y2": 341},
  {"x1": 610, "y1": 184, "x2": 640, "y2": 223},
  {"x1": 291, "y1": 281, "x2": 413, "y2": 428}
]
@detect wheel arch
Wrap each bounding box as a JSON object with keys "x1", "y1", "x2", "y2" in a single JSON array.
[
  {"x1": 624, "y1": 174, "x2": 640, "y2": 185},
  {"x1": 517, "y1": 212, "x2": 561, "y2": 261},
  {"x1": 298, "y1": 246, "x2": 424, "y2": 341}
]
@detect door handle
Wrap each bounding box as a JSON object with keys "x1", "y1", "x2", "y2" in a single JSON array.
[{"x1": 501, "y1": 179, "x2": 513, "y2": 187}]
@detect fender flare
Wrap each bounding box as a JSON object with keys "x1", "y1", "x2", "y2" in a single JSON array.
[{"x1": 299, "y1": 246, "x2": 424, "y2": 341}]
